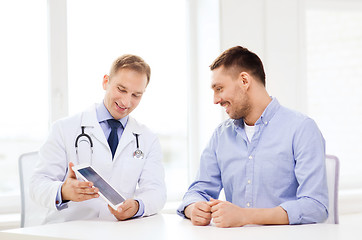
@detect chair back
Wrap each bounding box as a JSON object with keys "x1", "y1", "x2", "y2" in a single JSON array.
[
  {"x1": 324, "y1": 154, "x2": 340, "y2": 224},
  {"x1": 19, "y1": 152, "x2": 48, "y2": 227}
]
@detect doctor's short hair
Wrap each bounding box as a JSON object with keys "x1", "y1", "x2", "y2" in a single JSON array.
[
  {"x1": 209, "y1": 46, "x2": 266, "y2": 86},
  {"x1": 109, "y1": 54, "x2": 151, "y2": 84}
]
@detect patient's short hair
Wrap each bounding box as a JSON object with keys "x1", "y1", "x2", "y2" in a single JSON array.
[{"x1": 210, "y1": 46, "x2": 266, "y2": 86}]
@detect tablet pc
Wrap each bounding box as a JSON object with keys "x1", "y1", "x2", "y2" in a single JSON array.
[{"x1": 72, "y1": 164, "x2": 125, "y2": 210}]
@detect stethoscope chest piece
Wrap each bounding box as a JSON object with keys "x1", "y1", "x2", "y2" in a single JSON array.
[{"x1": 133, "y1": 149, "x2": 144, "y2": 159}]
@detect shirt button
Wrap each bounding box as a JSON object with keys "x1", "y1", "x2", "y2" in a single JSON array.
[
  {"x1": 247, "y1": 203, "x2": 250, "y2": 207},
  {"x1": 248, "y1": 155, "x2": 253, "y2": 160},
  {"x1": 247, "y1": 180, "x2": 251, "y2": 184}
]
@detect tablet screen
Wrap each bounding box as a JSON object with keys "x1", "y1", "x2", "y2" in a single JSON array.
[{"x1": 77, "y1": 167, "x2": 125, "y2": 205}]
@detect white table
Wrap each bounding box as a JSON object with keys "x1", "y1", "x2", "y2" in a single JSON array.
[{"x1": 1, "y1": 213, "x2": 361, "y2": 240}]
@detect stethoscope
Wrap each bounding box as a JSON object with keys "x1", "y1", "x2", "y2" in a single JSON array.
[
  {"x1": 133, "y1": 133, "x2": 144, "y2": 159},
  {"x1": 75, "y1": 126, "x2": 144, "y2": 164}
]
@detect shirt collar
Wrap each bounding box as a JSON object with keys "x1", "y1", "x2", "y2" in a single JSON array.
[
  {"x1": 258, "y1": 96, "x2": 280, "y2": 125},
  {"x1": 96, "y1": 101, "x2": 129, "y2": 127},
  {"x1": 233, "y1": 96, "x2": 280, "y2": 128}
]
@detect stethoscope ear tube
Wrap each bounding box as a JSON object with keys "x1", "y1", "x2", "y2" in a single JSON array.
[{"x1": 75, "y1": 126, "x2": 94, "y2": 165}]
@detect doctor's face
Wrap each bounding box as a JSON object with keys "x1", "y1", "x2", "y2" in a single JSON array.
[
  {"x1": 103, "y1": 68, "x2": 148, "y2": 120},
  {"x1": 211, "y1": 66, "x2": 251, "y2": 120}
]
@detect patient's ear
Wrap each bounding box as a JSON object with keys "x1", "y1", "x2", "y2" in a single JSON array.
[{"x1": 239, "y1": 72, "x2": 250, "y2": 89}]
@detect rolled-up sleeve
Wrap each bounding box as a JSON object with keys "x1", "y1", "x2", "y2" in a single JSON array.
[{"x1": 280, "y1": 118, "x2": 329, "y2": 224}]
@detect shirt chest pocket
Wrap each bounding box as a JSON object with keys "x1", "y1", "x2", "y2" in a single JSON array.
[{"x1": 257, "y1": 151, "x2": 295, "y2": 190}]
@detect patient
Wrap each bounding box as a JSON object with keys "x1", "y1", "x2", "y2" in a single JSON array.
[{"x1": 177, "y1": 46, "x2": 329, "y2": 227}]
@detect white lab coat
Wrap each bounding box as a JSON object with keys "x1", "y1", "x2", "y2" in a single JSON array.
[{"x1": 30, "y1": 104, "x2": 166, "y2": 224}]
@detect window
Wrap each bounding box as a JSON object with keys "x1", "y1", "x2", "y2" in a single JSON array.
[
  {"x1": 67, "y1": 0, "x2": 188, "y2": 200},
  {"x1": 0, "y1": 0, "x2": 48, "y2": 209},
  {"x1": 306, "y1": 2, "x2": 362, "y2": 190}
]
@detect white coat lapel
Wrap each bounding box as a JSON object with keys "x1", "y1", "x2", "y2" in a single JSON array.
[
  {"x1": 80, "y1": 104, "x2": 109, "y2": 148},
  {"x1": 114, "y1": 116, "x2": 142, "y2": 160}
]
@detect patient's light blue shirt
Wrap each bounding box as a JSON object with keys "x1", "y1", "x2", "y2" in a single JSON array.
[
  {"x1": 56, "y1": 102, "x2": 144, "y2": 217},
  {"x1": 177, "y1": 98, "x2": 329, "y2": 224}
]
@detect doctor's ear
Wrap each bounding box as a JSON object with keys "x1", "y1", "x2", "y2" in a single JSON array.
[{"x1": 102, "y1": 75, "x2": 110, "y2": 89}]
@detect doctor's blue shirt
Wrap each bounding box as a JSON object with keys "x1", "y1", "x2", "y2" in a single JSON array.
[{"x1": 177, "y1": 98, "x2": 329, "y2": 224}]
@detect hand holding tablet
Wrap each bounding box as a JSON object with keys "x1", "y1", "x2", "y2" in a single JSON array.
[
  {"x1": 61, "y1": 162, "x2": 100, "y2": 202},
  {"x1": 72, "y1": 164, "x2": 126, "y2": 210},
  {"x1": 108, "y1": 199, "x2": 140, "y2": 220}
]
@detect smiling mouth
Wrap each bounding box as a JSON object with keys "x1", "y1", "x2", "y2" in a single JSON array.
[
  {"x1": 220, "y1": 102, "x2": 230, "y2": 113},
  {"x1": 220, "y1": 102, "x2": 229, "y2": 108},
  {"x1": 116, "y1": 102, "x2": 127, "y2": 110}
]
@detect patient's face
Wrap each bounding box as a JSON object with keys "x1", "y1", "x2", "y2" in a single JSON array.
[{"x1": 211, "y1": 66, "x2": 251, "y2": 120}]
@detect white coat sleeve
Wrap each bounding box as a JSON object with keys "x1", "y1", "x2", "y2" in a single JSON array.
[
  {"x1": 30, "y1": 121, "x2": 69, "y2": 210},
  {"x1": 134, "y1": 136, "x2": 166, "y2": 216}
]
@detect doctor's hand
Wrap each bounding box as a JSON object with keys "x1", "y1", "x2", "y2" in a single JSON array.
[
  {"x1": 184, "y1": 201, "x2": 212, "y2": 226},
  {"x1": 108, "y1": 199, "x2": 139, "y2": 221},
  {"x1": 61, "y1": 162, "x2": 99, "y2": 202}
]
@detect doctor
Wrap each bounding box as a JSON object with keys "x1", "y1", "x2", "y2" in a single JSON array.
[{"x1": 30, "y1": 54, "x2": 166, "y2": 224}]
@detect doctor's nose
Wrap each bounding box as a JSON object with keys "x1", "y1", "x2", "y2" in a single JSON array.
[{"x1": 122, "y1": 94, "x2": 132, "y2": 108}]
